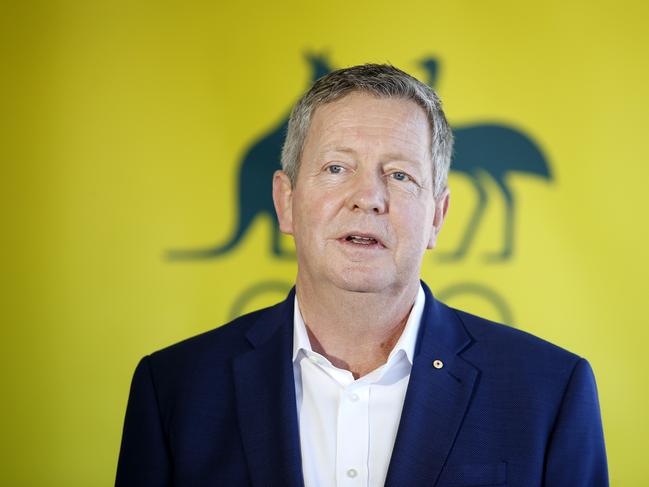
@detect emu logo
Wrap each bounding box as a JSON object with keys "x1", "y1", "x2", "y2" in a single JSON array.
[{"x1": 168, "y1": 55, "x2": 552, "y2": 262}]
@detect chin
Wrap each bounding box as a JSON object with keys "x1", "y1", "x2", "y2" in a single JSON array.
[{"x1": 329, "y1": 268, "x2": 391, "y2": 294}]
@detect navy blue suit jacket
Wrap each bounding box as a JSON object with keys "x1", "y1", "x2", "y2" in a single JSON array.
[{"x1": 116, "y1": 282, "x2": 608, "y2": 486}]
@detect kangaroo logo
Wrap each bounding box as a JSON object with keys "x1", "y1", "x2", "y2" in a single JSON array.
[
  {"x1": 168, "y1": 55, "x2": 552, "y2": 262},
  {"x1": 167, "y1": 53, "x2": 331, "y2": 260}
]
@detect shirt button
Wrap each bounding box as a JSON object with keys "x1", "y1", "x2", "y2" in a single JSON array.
[
  {"x1": 308, "y1": 354, "x2": 319, "y2": 364},
  {"x1": 346, "y1": 468, "x2": 358, "y2": 478},
  {"x1": 348, "y1": 393, "x2": 359, "y2": 402}
]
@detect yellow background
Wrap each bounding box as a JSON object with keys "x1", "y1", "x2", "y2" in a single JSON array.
[{"x1": 2, "y1": 0, "x2": 648, "y2": 484}]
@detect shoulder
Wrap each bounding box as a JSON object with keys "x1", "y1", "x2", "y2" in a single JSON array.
[
  {"x1": 447, "y1": 305, "x2": 584, "y2": 384},
  {"x1": 141, "y1": 302, "x2": 284, "y2": 387},
  {"x1": 456, "y1": 306, "x2": 579, "y2": 358},
  {"x1": 441, "y1": 305, "x2": 602, "y2": 427}
]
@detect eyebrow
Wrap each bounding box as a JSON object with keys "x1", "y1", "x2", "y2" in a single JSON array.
[
  {"x1": 322, "y1": 146, "x2": 357, "y2": 156},
  {"x1": 323, "y1": 146, "x2": 421, "y2": 165}
]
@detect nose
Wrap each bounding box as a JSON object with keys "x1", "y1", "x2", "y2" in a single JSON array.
[{"x1": 345, "y1": 170, "x2": 388, "y2": 214}]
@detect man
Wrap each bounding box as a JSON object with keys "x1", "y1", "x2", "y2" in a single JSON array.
[{"x1": 116, "y1": 64, "x2": 608, "y2": 486}]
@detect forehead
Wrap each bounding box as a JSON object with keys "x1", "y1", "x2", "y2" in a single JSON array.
[{"x1": 304, "y1": 91, "x2": 431, "y2": 161}]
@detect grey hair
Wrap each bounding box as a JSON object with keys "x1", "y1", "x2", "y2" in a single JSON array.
[{"x1": 280, "y1": 63, "x2": 453, "y2": 198}]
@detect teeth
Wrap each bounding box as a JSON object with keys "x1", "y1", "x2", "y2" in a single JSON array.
[{"x1": 347, "y1": 235, "x2": 377, "y2": 244}]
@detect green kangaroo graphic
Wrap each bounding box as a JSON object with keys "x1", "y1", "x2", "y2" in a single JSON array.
[{"x1": 167, "y1": 53, "x2": 332, "y2": 260}]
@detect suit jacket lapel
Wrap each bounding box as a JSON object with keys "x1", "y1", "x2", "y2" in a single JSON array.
[
  {"x1": 232, "y1": 289, "x2": 304, "y2": 487},
  {"x1": 385, "y1": 282, "x2": 479, "y2": 487}
]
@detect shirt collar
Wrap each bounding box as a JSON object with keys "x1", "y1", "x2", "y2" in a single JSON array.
[{"x1": 291, "y1": 284, "x2": 426, "y2": 365}]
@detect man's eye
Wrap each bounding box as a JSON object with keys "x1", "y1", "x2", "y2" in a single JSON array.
[
  {"x1": 326, "y1": 164, "x2": 343, "y2": 174},
  {"x1": 391, "y1": 171, "x2": 411, "y2": 182}
]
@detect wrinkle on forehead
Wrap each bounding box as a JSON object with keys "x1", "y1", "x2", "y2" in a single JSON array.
[{"x1": 302, "y1": 92, "x2": 432, "y2": 175}]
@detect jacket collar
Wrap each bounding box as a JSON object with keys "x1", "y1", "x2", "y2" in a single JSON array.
[
  {"x1": 385, "y1": 281, "x2": 478, "y2": 486},
  {"x1": 233, "y1": 287, "x2": 304, "y2": 487}
]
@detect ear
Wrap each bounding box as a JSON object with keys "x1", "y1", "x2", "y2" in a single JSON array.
[
  {"x1": 272, "y1": 170, "x2": 294, "y2": 235},
  {"x1": 427, "y1": 187, "x2": 450, "y2": 249}
]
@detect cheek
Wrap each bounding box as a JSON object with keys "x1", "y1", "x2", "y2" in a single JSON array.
[
  {"x1": 392, "y1": 199, "x2": 435, "y2": 247},
  {"x1": 307, "y1": 188, "x2": 343, "y2": 220},
  {"x1": 293, "y1": 192, "x2": 338, "y2": 241}
]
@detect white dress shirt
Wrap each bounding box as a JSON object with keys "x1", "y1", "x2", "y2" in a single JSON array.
[{"x1": 292, "y1": 285, "x2": 426, "y2": 487}]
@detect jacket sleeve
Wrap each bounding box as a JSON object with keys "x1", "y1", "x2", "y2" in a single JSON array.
[
  {"x1": 115, "y1": 356, "x2": 172, "y2": 487},
  {"x1": 544, "y1": 358, "x2": 609, "y2": 486}
]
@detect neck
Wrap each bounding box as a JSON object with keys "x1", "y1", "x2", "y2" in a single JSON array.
[{"x1": 295, "y1": 277, "x2": 419, "y2": 379}]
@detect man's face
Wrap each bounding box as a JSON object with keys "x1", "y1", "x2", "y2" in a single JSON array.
[{"x1": 273, "y1": 91, "x2": 449, "y2": 295}]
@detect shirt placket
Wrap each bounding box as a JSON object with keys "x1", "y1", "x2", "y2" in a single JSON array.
[{"x1": 336, "y1": 382, "x2": 370, "y2": 486}]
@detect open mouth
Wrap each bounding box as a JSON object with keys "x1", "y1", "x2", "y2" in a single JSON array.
[
  {"x1": 339, "y1": 233, "x2": 385, "y2": 248},
  {"x1": 346, "y1": 235, "x2": 378, "y2": 245}
]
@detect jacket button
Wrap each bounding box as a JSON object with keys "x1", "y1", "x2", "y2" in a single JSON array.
[{"x1": 433, "y1": 359, "x2": 444, "y2": 369}]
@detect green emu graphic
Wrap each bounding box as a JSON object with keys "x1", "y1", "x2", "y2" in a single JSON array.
[
  {"x1": 168, "y1": 55, "x2": 552, "y2": 261},
  {"x1": 421, "y1": 59, "x2": 552, "y2": 260}
]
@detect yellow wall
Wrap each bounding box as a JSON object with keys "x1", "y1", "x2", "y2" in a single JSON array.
[{"x1": 2, "y1": 0, "x2": 648, "y2": 484}]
